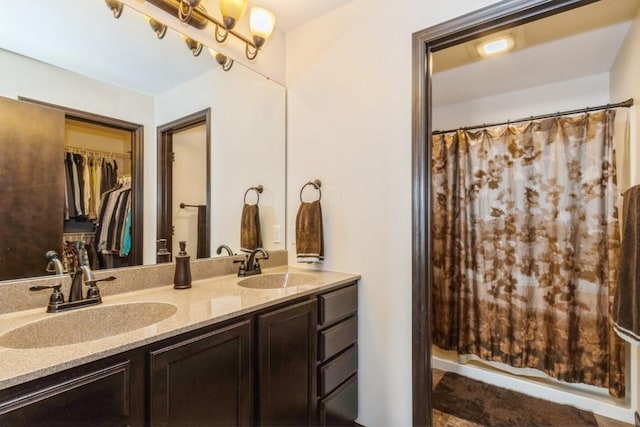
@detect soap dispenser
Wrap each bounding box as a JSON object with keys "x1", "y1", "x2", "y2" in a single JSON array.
[
  {"x1": 174, "y1": 241, "x2": 192, "y2": 289},
  {"x1": 156, "y1": 239, "x2": 171, "y2": 264}
]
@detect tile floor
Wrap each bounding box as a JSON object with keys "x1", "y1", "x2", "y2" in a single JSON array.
[{"x1": 432, "y1": 369, "x2": 632, "y2": 427}]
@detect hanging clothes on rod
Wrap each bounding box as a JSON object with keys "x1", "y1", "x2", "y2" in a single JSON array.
[
  {"x1": 95, "y1": 178, "x2": 132, "y2": 268},
  {"x1": 64, "y1": 148, "x2": 121, "y2": 225}
]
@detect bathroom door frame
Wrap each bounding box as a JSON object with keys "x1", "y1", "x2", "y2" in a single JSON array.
[
  {"x1": 410, "y1": 0, "x2": 597, "y2": 425},
  {"x1": 157, "y1": 108, "x2": 212, "y2": 260}
]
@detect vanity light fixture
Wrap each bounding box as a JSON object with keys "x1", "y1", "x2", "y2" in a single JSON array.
[
  {"x1": 181, "y1": 35, "x2": 203, "y2": 56},
  {"x1": 247, "y1": 7, "x2": 276, "y2": 59},
  {"x1": 144, "y1": 0, "x2": 276, "y2": 61},
  {"x1": 144, "y1": 15, "x2": 168, "y2": 39},
  {"x1": 477, "y1": 35, "x2": 514, "y2": 57},
  {"x1": 216, "y1": 0, "x2": 248, "y2": 43},
  {"x1": 105, "y1": 0, "x2": 124, "y2": 18},
  {"x1": 209, "y1": 48, "x2": 234, "y2": 71}
]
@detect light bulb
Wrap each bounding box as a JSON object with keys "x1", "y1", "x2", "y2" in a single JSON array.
[
  {"x1": 219, "y1": 0, "x2": 248, "y2": 30},
  {"x1": 249, "y1": 7, "x2": 275, "y2": 48}
]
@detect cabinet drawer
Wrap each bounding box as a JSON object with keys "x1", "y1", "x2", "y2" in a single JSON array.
[
  {"x1": 319, "y1": 284, "x2": 357, "y2": 327},
  {"x1": 319, "y1": 345, "x2": 358, "y2": 397},
  {"x1": 319, "y1": 373, "x2": 358, "y2": 427},
  {"x1": 319, "y1": 316, "x2": 357, "y2": 362}
]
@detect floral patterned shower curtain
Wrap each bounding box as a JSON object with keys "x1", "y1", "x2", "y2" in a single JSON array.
[{"x1": 431, "y1": 110, "x2": 625, "y2": 398}]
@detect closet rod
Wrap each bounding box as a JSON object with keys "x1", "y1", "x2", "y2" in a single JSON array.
[
  {"x1": 64, "y1": 146, "x2": 130, "y2": 159},
  {"x1": 432, "y1": 98, "x2": 634, "y2": 136}
]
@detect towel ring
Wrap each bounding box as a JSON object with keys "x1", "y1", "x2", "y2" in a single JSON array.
[
  {"x1": 299, "y1": 179, "x2": 322, "y2": 202},
  {"x1": 243, "y1": 185, "x2": 263, "y2": 205}
]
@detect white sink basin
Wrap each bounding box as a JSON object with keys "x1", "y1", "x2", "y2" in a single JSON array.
[
  {"x1": 238, "y1": 273, "x2": 317, "y2": 289},
  {"x1": 0, "y1": 302, "x2": 177, "y2": 349}
]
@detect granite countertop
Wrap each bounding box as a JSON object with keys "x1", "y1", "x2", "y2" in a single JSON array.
[{"x1": 0, "y1": 266, "x2": 360, "y2": 390}]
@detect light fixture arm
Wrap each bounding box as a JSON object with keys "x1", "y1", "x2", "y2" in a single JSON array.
[
  {"x1": 215, "y1": 24, "x2": 229, "y2": 43},
  {"x1": 245, "y1": 44, "x2": 258, "y2": 60},
  {"x1": 194, "y1": 7, "x2": 260, "y2": 60}
]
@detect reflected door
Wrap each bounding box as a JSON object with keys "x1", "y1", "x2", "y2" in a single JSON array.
[
  {"x1": 0, "y1": 96, "x2": 65, "y2": 280},
  {"x1": 172, "y1": 124, "x2": 207, "y2": 257},
  {"x1": 157, "y1": 109, "x2": 211, "y2": 261}
]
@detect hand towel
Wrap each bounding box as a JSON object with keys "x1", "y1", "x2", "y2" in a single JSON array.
[
  {"x1": 296, "y1": 200, "x2": 324, "y2": 263},
  {"x1": 613, "y1": 184, "x2": 640, "y2": 345},
  {"x1": 240, "y1": 203, "x2": 262, "y2": 253}
]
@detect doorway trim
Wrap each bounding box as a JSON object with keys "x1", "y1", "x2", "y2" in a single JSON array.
[
  {"x1": 157, "y1": 108, "x2": 212, "y2": 260},
  {"x1": 410, "y1": 0, "x2": 596, "y2": 425}
]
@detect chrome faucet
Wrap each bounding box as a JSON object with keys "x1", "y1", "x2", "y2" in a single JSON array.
[
  {"x1": 243, "y1": 248, "x2": 269, "y2": 277},
  {"x1": 216, "y1": 244, "x2": 235, "y2": 256},
  {"x1": 30, "y1": 265, "x2": 116, "y2": 313}
]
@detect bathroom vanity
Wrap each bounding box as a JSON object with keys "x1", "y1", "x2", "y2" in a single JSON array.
[{"x1": 0, "y1": 267, "x2": 359, "y2": 426}]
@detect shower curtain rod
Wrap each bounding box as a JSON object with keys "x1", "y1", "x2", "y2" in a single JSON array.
[{"x1": 432, "y1": 98, "x2": 634, "y2": 135}]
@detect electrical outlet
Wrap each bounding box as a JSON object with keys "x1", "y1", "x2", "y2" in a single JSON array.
[{"x1": 273, "y1": 225, "x2": 281, "y2": 243}]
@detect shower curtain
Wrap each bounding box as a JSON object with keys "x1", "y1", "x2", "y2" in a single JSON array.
[{"x1": 431, "y1": 110, "x2": 625, "y2": 398}]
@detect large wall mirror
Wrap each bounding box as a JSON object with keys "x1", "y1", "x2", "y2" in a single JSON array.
[{"x1": 0, "y1": 0, "x2": 286, "y2": 281}]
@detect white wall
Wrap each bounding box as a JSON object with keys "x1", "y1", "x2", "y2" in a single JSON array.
[
  {"x1": 433, "y1": 72, "x2": 611, "y2": 131},
  {"x1": 611, "y1": 2, "x2": 640, "y2": 419},
  {"x1": 611, "y1": 3, "x2": 640, "y2": 185},
  {"x1": 285, "y1": 0, "x2": 500, "y2": 425}
]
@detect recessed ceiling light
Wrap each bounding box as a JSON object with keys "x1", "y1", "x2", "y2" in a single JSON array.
[{"x1": 477, "y1": 36, "x2": 515, "y2": 57}]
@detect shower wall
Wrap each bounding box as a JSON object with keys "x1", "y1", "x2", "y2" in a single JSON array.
[
  {"x1": 610, "y1": 2, "x2": 640, "y2": 419},
  {"x1": 432, "y1": 72, "x2": 611, "y2": 131}
]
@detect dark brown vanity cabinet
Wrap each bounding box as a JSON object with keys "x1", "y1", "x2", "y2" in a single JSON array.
[
  {"x1": 0, "y1": 281, "x2": 358, "y2": 427},
  {"x1": 149, "y1": 319, "x2": 253, "y2": 427},
  {"x1": 317, "y1": 284, "x2": 359, "y2": 426},
  {"x1": 258, "y1": 299, "x2": 318, "y2": 426}
]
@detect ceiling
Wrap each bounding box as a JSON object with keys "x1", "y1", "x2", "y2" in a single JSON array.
[
  {"x1": 2, "y1": 0, "x2": 637, "y2": 101},
  {"x1": 433, "y1": 0, "x2": 640, "y2": 107},
  {"x1": 242, "y1": 0, "x2": 354, "y2": 32}
]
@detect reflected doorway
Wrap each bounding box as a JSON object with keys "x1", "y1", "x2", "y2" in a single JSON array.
[{"x1": 157, "y1": 109, "x2": 211, "y2": 261}]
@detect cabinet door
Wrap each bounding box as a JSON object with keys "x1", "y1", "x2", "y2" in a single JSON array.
[
  {"x1": 0, "y1": 96, "x2": 65, "y2": 280},
  {"x1": 258, "y1": 299, "x2": 318, "y2": 426},
  {"x1": 0, "y1": 361, "x2": 131, "y2": 427},
  {"x1": 149, "y1": 319, "x2": 253, "y2": 427}
]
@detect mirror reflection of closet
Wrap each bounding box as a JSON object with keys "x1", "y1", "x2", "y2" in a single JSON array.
[
  {"x1": 63, "y1": 119, "x2": 132, "y2": 272},
  {"x1": 16, "y1": 98, "x2": 143, "y2": 279}
]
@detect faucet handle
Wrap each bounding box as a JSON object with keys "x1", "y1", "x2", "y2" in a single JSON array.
[
  {"x1": 30, "y1": 283, "x2": 65, "y2": 305},
  {"x1": 233, "y1": 257, "x2": 247, "y2": 276},
  {"x1": 84, "y1": 276, "x2": 116, "y2": 300}
]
